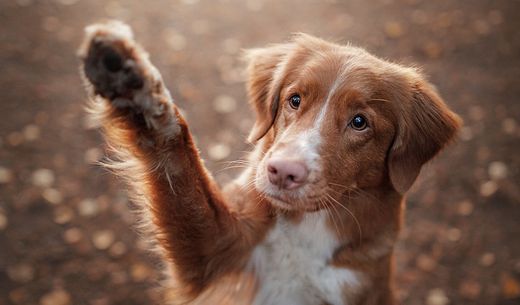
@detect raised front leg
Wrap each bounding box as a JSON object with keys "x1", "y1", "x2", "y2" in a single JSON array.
[{"x1": 78, "y1": 21, "x2": 269, "y2": 302}]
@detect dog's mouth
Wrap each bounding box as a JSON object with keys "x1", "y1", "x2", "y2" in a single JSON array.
[
  {"x1": 255, "y1": 174, "x2": 329, "y2": 212},
  {"x1": 262, "y1": 191, "x2": 327, "y2": 212}
]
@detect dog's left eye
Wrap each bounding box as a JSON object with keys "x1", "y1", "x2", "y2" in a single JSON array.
[
  {"x1": 350, "y1": 115, "x2": 368, "y2": 130},
  {"x1": 289, "y1": 94, "x2": 301, "y2": 110}
]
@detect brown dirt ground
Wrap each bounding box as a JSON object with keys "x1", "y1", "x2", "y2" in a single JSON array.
[{"x1": 0, "y1": 0, "x2": 519, "y2": 304}]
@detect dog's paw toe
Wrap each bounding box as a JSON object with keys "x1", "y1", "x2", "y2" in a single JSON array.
[{"x1": 80, "y1": 21, "x2": 146, "y2": 101}]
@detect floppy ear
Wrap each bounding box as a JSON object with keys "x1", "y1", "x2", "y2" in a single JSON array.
[
  {"x1": 243, "y1": 44, "x2": 292, "y2": 143},
  {"x1": 388, "y1": 80, "x2": 462, "y2": 194}
]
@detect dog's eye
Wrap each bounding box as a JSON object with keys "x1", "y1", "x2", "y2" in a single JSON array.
[
  {"x1": 289, "y1": 94, "x2": 301, "y2": 110},
  {"x1": 350, "y1": 115, "x2": 368, "y2": 130}
]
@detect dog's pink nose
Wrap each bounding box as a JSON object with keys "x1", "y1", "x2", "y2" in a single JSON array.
[{"x1": 267, "y1": 159, "x2": 309, "y2": 190}]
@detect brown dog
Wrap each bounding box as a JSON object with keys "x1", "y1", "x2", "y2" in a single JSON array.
[{"x1": 79, "y1": 21, "x2": 461, "y2": 305}]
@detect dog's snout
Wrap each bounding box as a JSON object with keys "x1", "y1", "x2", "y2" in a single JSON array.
[{"x1": 267, "y1": 159, "x2": 309, "y2": 190}]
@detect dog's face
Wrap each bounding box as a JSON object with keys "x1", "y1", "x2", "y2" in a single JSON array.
[{"x1": 245, "y1": 34, "x2": 461, "y2": 211}]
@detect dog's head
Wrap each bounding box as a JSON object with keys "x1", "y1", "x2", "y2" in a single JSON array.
[{"x1": 245, "y1": 34, "x2": 461, "y2": 211}]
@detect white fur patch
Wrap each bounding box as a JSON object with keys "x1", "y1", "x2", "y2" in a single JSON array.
[
  {"x1": 250, "y1": 211, "x2": 362, "y2": 305},
  {"x1": 294, "y1": 129, "x2": 321, "y2": 173},
  {"x1": 299, "y1": 67, "x2": 347, "y2": 175},
  {"x1": 315, "y1": 64, "x2": 347, "y2": 127}
]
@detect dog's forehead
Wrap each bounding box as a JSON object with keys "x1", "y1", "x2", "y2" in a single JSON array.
[{"x1": 293, "y1": 47, "x2": 390, "y2": 98}]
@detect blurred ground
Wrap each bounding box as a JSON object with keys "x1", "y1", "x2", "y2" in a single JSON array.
[{"x1": 0, "y1": 0, "x2": 519, "y2": 304}]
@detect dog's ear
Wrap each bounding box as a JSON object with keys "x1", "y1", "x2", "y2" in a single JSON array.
[
  {"x1": 243, "y1": 44, "x2": 292, "y2": 143},
  {"x1": 388, "y1": 80, "x2": 462, "y2": 194}
]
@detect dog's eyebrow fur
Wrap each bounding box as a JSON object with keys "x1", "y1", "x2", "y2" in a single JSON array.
[{"x1": 367, "y1": 98, "x2": 392, "y2": 103}]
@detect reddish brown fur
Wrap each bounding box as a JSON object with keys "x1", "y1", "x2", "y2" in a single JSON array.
[{"x1": 79, "y1": 22, "x2": 461, "y2": 305}]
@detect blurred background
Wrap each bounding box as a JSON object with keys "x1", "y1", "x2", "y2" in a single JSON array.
[{"x1": 0, "y1": 0, "x2": 519, "y2": 304}]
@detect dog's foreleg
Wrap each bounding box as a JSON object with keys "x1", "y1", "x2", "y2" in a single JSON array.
[{"x1": 78, "y1": 21, "x2": 261, "y2": 298}]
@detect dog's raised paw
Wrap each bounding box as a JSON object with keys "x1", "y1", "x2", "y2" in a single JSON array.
[
  {"x1": 80, "y1": 21, "x2": 147, "y2": 101},
  {"x1": 80, "y1": 21, "x2": 180, "y2": 139}
]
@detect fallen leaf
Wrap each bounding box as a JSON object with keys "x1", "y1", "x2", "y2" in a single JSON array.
[
  {"x1": 427, "y1": 288, "x2": 449, "y2": 305},
  {"x1": 213, "y1": 95, "x2": 237, "y2": 114},
  {"x1": 488, "y1": 161, "x2": 508, "y2": 180},
  {"x1": 7, "y1": 263, "x2": 34, "y2": 283},
  {"x1": 501, "y1": 273, "x2": 520, "y2": 299},
  {"x1": 92, "y1": 230, "x2": 115, "y2": 250},
  {"x1": 42, "y1": 188, "x2": 63, "y2": 205},
  {"x1": 131, "y1": 263, "x2": 152, "y2": 282},
  {"x1": 23, "y1": 124, "x2": 40, "y2": 141},
  {"x1": 480, "y1": 180, "x2": 498, "y2": 197},
  {"x1": 0, "y1": 212, "x2": 7, "y2": 230},
  {"x1": 32, "y1": 168, "x2": 55, "y2": 188},
  {"x1": 78, "y1": 198, "x2": 99, "y2": 217},
  {"x1": 40, "y1": 288, "x2": 71, "y2": 305},
  {"x1": 459, "y1": 279, "x2": 481, "y2": 299},
  {"x1": 0, "y1": 166, "x2": 13, "y2": 184},
  {"x1": 53, "y1": 206, "x2": 74, "y2": 224},
  {"x1": 384, "y1": 21, "x2": 404, "y2": 38},
  {"x1": 208, "y1": 143, "x2": 231, "y2": 161},
  {"x1": 457, "y1": 200, "x2": 474, "y2": 216},
  {"x1": 63, "y1": 227, "x2": 83, "y2": 244},
  {"x1": 479, "y1": 252, "x2": 496, "y2": 267},
  {"x1": 416, "y1": 254, "x2": 437, "y2": 272}
]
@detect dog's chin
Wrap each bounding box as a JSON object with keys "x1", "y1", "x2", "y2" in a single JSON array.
[{"x1": 260, "y1": 190, "x2": 323, "y2": 212}]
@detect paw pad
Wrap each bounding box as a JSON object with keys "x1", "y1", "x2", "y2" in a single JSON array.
[
  {"x1": 102, "y1": 48, "x2": 123, "y2": 72},
  {"x1": 80, "y1": 23, "x2": 146, "y2": 100}
]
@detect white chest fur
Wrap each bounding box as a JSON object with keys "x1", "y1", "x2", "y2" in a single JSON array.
[{"x1": 250, "y1": 211, "x2": 362, "y2": 305}]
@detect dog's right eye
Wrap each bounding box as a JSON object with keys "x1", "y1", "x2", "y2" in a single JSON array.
[
  {"x1": 289, "y1": 94, "x2": 301, "y2": 110},
  {"x1": 350, "y1": 114, "x2": 368, "y2": 131}
]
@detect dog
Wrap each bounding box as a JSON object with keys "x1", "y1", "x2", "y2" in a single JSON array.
[{"x1": 79, "y1": 21, "x2": 461, "y2": 305}]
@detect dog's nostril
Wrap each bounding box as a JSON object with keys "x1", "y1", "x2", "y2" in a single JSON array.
[{"x1": 266, "y1": 159, "x2": 309, "y2": 190}]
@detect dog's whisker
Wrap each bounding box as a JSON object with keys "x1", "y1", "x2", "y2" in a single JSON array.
[
  {"x1": 324, "y1": 193, "x2": 345, "y2": 234},
  {"x1": 328, "y1": 182, "x2": 383, "y2": 206},
  {"x1": 238, "y1": 180, "x2": 258, "y2": 195},
  {"x1": 216, "y1": 165, "x2": 251, "y2": 174},
  {"x1": 253, "y1": 190, "x2": 269, "y2": 209},
  {"x1": 321, "y1": 197, "x2": 340, "y2": 237},
  {"x1": 351, "y1": 188, "x2": 383, "y2": 205},
  {"x1": 326, "y1": 193, "x2": 363, "y2": 243},
  {"x1": 326, "y1": 186, "x2": 350, "y2": 197},
  {"x1": 328, "y1": 192, "x2": 345, "y2": 227},
  {"x1": 240, "y1": 179, "x2": 255, "y2": 189},
  {"x1": 240, "y1": 181, "x2": 258, "y2": 193},
  {"x1": 217, "y1": 161, "x2": 261, "y2": 175},
  {"x1": 328, "y1": 182, "x2": 353, "y2": 190},
  {"x1": 221, "y1": 159, "x2": 251, "y2": 165}
]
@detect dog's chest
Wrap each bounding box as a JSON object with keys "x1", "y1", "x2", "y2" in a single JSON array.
[{"x1": 250, "y1": 211, "x2": 362, "y2": 305}]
